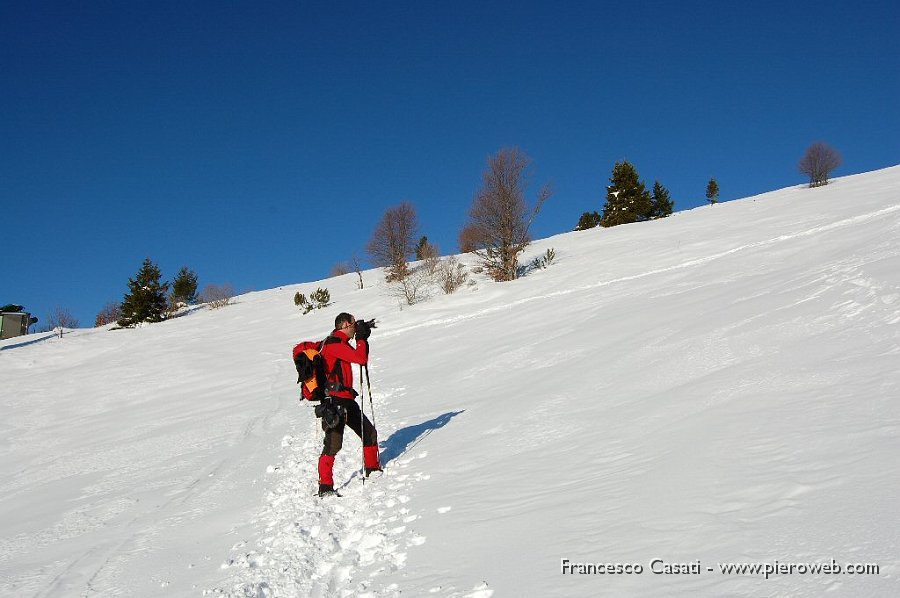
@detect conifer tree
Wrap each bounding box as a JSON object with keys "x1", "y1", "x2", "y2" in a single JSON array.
[
  {"x1": 575, "y1": 211, "x2": 602, "y2": 230},
  {"x1": 706, "y1": 178, "x2": 720, "y2": 205},
  {"x1": 415, "y1": 236, "x2": 430, "y2": 260},
  {"x1": 650, "y1": 181, "x2": 674, "y2": 219},
  {"x1": 171, "y1": 266, "x2": 199, "y2": 306},
  {"x1": 118, "y1": 258, "x2": 170, "y2": 327},
  {"x1": 600, "y1": 161, "x2": 652, "y2": 227}
]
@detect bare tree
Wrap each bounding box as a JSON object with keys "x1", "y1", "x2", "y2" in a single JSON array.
[
  {"x1": 458, "y1": 223, "x2": 482, "y2": 253},
  {"x1": 415, "y1": 236, "x2": 436, "y2": 260},
  {"x1": 366, "y1": 202, "x2": 419, "y2": 282},
  {"x1": 331, "y1": 262, "x2": 350, "y2": 277},
  {"x1": 201, "y1": 283, "x2": 235, "y2": 309},
  {"x1": 392, "y1": 266, "x2": 432, "y2": 306},
  {"x1": 421, "y1": 242, "x2": 441, "y2": 275},
  {"x1": 437, "y1": 256, "x2": 469, "y2": 294},
  {"x1": 463, "y1": 147, "x2": 551, "y2": 281},
  {"x1": 416, "y1": 238, "x2": 439, "y2": 260},
  {"x1": 798, "y1": 142, "x2": 842, "y2": 187},
  {"x1": 351, "y1": 254, "x2": 365, "y2": 289},
  {"x1": 48, "y1": 306, "x2": 79, "y2": 337},
  {"x1": 95, "y1": 301, "x2": 122, "y2": 327}
]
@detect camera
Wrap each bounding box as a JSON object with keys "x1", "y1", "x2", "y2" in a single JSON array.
[{"x1": 357, "y1": 318, "x2": 377, "y2": 329}]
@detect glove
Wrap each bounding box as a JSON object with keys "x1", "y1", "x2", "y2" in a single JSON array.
[{"x1": 355, "y1": 320, "x2": 371, "y2": 341}]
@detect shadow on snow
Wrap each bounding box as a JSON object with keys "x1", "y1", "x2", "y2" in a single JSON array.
[
  {"x1": 380, "y1": 410, "x2": 465, "y2": 467},
  {"x1": 0, "y1": 333, "x2": 59, "y2": 351}
]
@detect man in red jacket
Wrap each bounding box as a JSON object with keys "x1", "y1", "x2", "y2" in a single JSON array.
[{"x1": 317, "y1": 312, "x2": 382, "y2": 496}]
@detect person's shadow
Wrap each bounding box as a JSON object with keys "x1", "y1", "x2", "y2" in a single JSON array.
[{"x1": 380, "y1": 410, "x2": 464, "y2": 467}]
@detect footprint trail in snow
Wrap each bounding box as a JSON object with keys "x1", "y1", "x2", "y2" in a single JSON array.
[{"x1": 211, "y1": 395, "x2": 431, "y2": 597}]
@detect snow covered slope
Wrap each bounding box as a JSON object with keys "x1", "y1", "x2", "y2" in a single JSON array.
[{"x1": 2, "y1": 166, "x2": 899, "y2": 597}]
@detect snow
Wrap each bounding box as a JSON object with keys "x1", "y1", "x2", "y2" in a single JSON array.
[{"x1": 2, "y1": 166, "x2": 900, "y2": 597}]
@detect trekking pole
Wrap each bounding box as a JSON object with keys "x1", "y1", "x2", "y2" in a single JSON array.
[
  {"x1": 359, "y1": 364, "x2": 366, "y2": 486},
  {"x1": 364, "y1": 364, "x2": 376, "y2": 429},
  {"x1": 364, "y1": 365, "x2": 380, "y2": 474}
]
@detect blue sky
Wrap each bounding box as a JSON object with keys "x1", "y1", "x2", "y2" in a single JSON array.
[{"x1": 3, "y1": 1, "x2": 898, "y2": 328}]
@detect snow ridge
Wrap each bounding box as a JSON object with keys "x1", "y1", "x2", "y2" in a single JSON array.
[{"x1": 2, "y1": 166, "x2": 900, "y2": 597}]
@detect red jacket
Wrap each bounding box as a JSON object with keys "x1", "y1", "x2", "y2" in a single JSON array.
[{"x1": 320, "y1": 329, "x2": 368, "y2": 400}]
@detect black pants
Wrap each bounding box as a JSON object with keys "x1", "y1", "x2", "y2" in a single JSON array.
[{"x1": 322, "y1": 398, "x2": 377, "y2": 456}]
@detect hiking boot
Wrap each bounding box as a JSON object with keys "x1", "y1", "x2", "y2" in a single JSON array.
[
  {"x1": 317, "y1": 483, "x2": 340, "y2": 497},
  {"x1": 363, "y1": 446, "x2": 381, "y2": 475}
]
